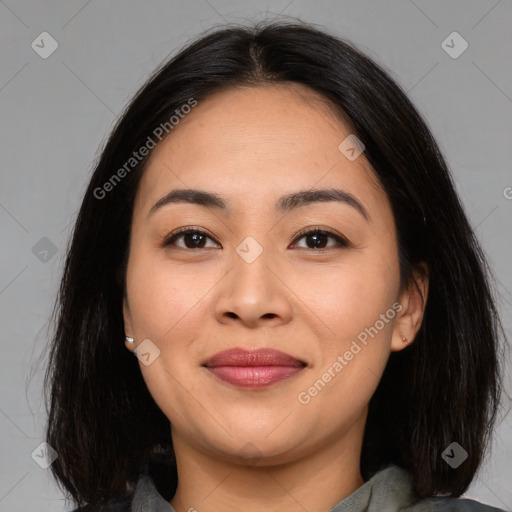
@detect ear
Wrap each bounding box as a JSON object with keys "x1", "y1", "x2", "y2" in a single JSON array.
[
  {"x1": 123, "y1": 296, "x2": 135, "y2": 352},
  {"x1": 391, "y1": 262, "x2": 429, "y2": 352}
]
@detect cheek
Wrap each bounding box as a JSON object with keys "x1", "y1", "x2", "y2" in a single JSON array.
[
  {"x1": 314, "y1": 244, "x2": 400, "y2": 405},
  {"x1": 125, "y1": 253, "x2": 213, "y2": 421},
  {"x1": 295, "y1": 252, "x2": 399, "y2": 342},
  {"x1": 126, "y1": 249, "x2": 214, "y2": 342}
]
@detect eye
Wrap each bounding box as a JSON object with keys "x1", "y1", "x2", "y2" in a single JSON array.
[
  {"x1": 161, "y1": 226, "x2": 350, "y2": 252},
  {"x1": 290, "y1": 227, "x2": 350, "y2": 251},
  {"x1": 161, "y1": 228, "x2": 220, "y2": 250}
]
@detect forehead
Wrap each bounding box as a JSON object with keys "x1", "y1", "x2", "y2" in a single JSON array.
[
  {"x1": 134, "y1": 83, "x2": 385, "y2": 217},
  {"x1": 154, "y1": 83, "x2": 354, "y2": 159}
]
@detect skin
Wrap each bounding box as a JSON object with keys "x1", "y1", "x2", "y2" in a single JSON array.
[{"x1": 123, "y1": 83, "x2": 428, "y2": 512}]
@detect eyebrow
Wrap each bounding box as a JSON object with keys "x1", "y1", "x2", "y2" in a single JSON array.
[{"x1": 148, "y1": 188, "x2": 370, "y2": 221}]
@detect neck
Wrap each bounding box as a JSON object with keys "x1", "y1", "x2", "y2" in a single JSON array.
[{"x1": 169, "y1": 416, "x2": 366, "y2": 512}]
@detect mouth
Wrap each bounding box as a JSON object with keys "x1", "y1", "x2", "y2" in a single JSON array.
[{"x1": 202, "y1": 348, "x2": 307, "y2": 388}]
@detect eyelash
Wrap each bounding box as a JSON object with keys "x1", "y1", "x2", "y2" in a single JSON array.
[{"x1": 161, "y1": 226, "x2": 350, "y2": 252}]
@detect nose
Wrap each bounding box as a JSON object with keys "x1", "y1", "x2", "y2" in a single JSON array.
[{"x1": 214, "y1": 248, "x2": 293, "y2": 329}]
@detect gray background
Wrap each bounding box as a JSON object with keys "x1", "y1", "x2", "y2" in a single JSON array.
[{"x1": 1, "y1": 1, "x2": 511, "y2": 510}]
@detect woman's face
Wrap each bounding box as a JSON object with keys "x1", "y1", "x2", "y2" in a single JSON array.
[{"x1": 123, "y1": 83, "x2": 426, "y2": 465}]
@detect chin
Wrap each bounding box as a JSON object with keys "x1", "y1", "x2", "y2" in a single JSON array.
[{"x1": 204, "y1": 424, "x2": 310, "y2": 462}]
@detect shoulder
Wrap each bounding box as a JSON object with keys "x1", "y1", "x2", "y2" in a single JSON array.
[
  {"x1": 69, "y1": 471, "x2": 158, "y2": 511},
  {"x1": 70, "y1": 497, "x2": 132, "y2": 511},
  {"x1": 371, "y1": 465, "x2": 508, "y2": 512},
  {"x1": 403, "y1": 495, "x2": 508, "y2": 511}
]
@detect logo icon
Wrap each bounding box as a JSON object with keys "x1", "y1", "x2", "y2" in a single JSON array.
[
  {"x1": 32, "y1": 237, "x2": 58, "y2": 263},
  {"x1": 31, "y1": 442, "x2": 58, "y2": 469},
  {"x1": 236, "y1": 236, "x2": 263, "y2": 264},
  {"x1": 236, "y1": 442, "x2": 262, "y2": 466},
  {"x1": 338, "y1": 134, "x2": 365, "y2": 161},
  {"x1": 441, "y1": 32, "x2": 468, "y2": 59},
  {"x1": 441, "y1": 442, "x2": 468, "y2": 468},
  {"x1": 31, "y1": 32, "x2": 59, "y2": 59},
  {"x1": 134, "y1": 339, "x2": 161, "y2": 366}
]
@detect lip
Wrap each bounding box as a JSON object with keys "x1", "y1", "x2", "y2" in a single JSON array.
[{"x1": 203, "y1": 348, "x2": 306, "y2": 388}]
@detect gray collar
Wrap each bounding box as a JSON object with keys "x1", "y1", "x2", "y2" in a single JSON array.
[
  {"x1": 131, "y1": 464, "x2": 414, "y2": 511},
  {"x1": 130, "y1": 464, "x2": 505, "y2": 511}
]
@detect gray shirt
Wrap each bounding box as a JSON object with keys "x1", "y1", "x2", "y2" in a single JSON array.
[{"x1": 130, "y1": 464, "x2": 508, "y2": 511}]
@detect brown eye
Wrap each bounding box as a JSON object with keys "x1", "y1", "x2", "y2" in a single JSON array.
[
  {"x1": 291, "y1": 228, "x2": 350, "y2": 251},
  {"x1": 162, "y1": 229, "x2": 220, "y2": 249},
  {"x1": 161, "y1": 227, "x2": 350, "y2": 252}
]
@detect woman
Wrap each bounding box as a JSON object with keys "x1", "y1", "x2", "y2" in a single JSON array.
[{"x1": 44, "y1": 21, "x2": 508, "y2": 511}]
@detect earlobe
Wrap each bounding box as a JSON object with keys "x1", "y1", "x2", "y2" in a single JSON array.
[{"x1": 391, "y1": 263, "x2": 429, "y2": 352}]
